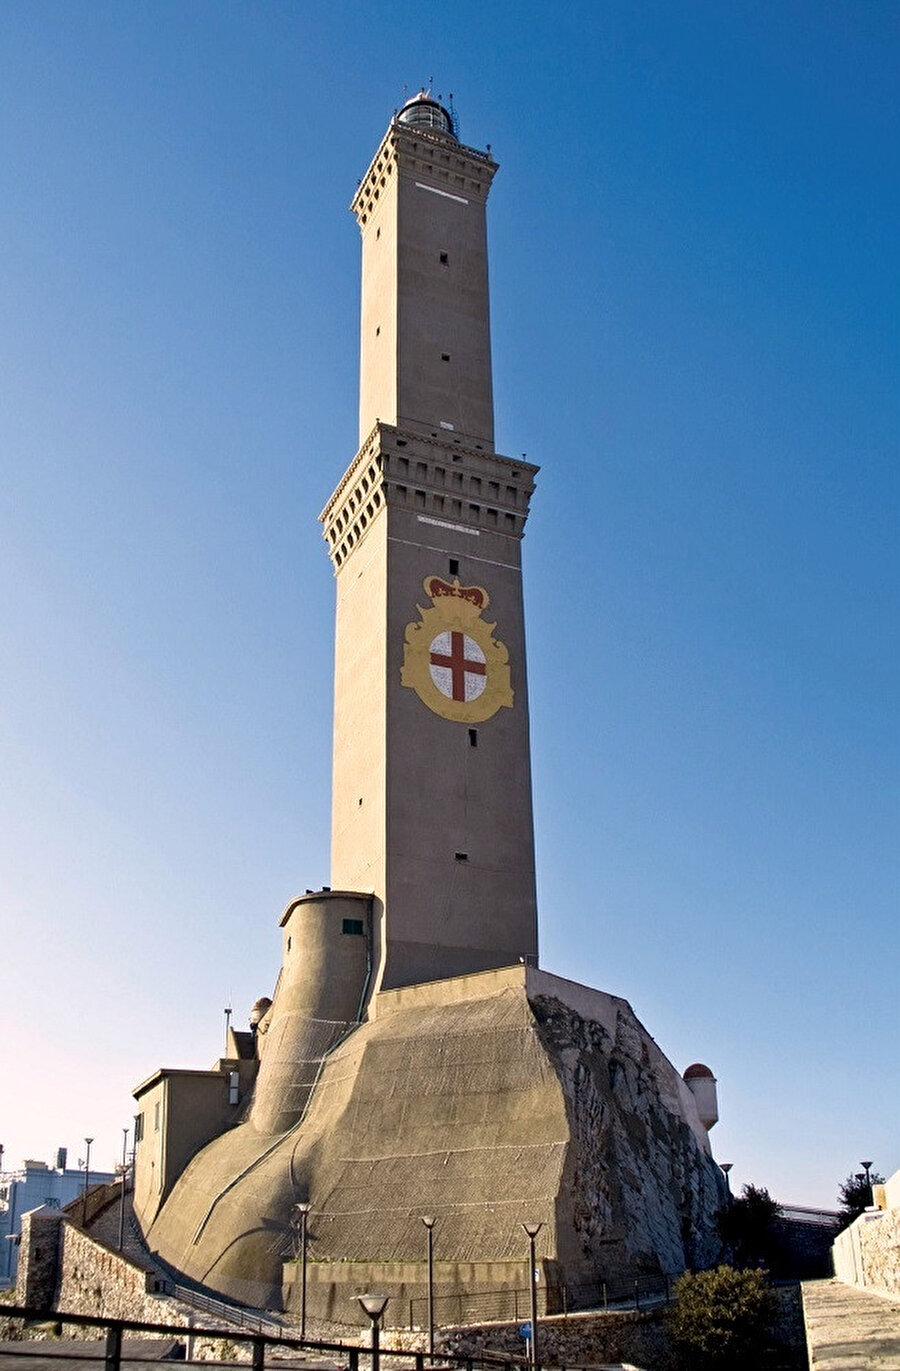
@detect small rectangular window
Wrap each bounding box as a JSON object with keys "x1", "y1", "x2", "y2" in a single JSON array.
[
  {"x1": 154, "y1": 1102, "x2": 160, "y2": 1132},
  {"x1": 439, "y1": 252, "x2": 448, "y2": 264},
  {"x1": 449, "y1": 558, "x2": 459, "y2": 576},
  {"x1": 441, "y1": 353, "x2": 450, "y2": 362},
  {"x1": 228, "y1": 1071, "x2": 240, "y2": 1105},
  {"x1": 454, "y1": 852, "x2": 468, "y2": 862},
  {"x1": 468, "y1": 729, "x2": 478, "y2": 747},
  {"x1": 342, "y1": 918, "x2": 365, "y2": 936},
  {"x1": 134, "y1": 1113, "x2": 144, "y2": 1143}
]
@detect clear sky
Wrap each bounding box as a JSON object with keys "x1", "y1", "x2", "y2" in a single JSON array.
[{"x1": 1, "y1": 1, "x2": 897, "y2": 1212}]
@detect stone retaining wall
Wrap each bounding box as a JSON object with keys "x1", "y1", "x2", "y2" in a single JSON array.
[{"x1": 833, "y1": 1207, "x2": 900, "y2": 1298}]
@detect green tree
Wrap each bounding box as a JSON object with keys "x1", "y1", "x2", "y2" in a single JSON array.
[
  {"x1": 838, "y1": 1169, "x2": 884, "y2": 1230},
  {"x1": 716, "y1": 1183, "x2": 782, "y2": 1268},
  {"x1": 668, "y1": 1266, "x2": 773, "y2": 1369}
]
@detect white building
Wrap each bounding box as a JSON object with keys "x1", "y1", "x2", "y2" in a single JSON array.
[{"x1": 0, "y1": 1151, "x2": 115, "y2": 1286}]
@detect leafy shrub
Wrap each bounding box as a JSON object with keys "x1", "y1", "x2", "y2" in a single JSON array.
[{"x1": 668, "y1": 1265, "x2": 773, "y2": 1369}]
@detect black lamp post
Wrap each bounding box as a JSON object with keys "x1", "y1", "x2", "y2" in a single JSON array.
[
  {"x1": 81, "y1": 1138, "x2": 93, "y2": 1226},
  {"x1": 720, "y1": 1162, "x2": 733, "y2": 1196},
  {"x1": 293, "y1": 1202, "x2": 311, "y2": 1341},
  {"x1": 861, "y1": 1161, "x2": 874, "y2": 1206},
  {"x1": 422, "y1": 1216, "x2": 436, "y2": 1360},
  {"x1": 357, "y1": 1293, "x2": 389, "y2": 1371},
  {"x1": 117, "y1": 1128, "x2": 129, "y2": 1251},
  {"x1": 522, "y1": 1222, "x2": 542, "y2": 1369}
]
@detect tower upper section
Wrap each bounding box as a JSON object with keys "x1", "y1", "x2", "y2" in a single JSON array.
[{"x1": 351, "y1": 97, "x2": 498, "y2": 450}]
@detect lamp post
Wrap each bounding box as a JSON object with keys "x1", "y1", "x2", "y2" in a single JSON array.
[
  {"x1": 861, "y1": 1161, "x2": 874, "y2": 1206},
  {"x1": 522, "y1": 1222, "x2": 542, "y2": 1369},
  {"x1": 357, "y1": 1293, "x2": 389, "y2": 1371},
  {"x1": 292, "y1": 1202, "x2": 311, "y2": 1341},
  {"x1": 117, "y1": 1128, "x2": 129, "y2": 1251},
  {"x1": 81, "y1": 1138, "x2": 93, "y2": 1226},
  {"x1": 422, "y1": 1216, "x2": 436, "y2": 1361},
  {"x1": 720, "y1": 1162, "x2": 733, "y2": 1197}
]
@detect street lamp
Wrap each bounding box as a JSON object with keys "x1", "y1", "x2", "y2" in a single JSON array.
[
  {"x1": 81, "y1": 1138, "x2": 93, "y2": 1226},
  {"x1": 422, "y1": 1216, "x2": 436, "y2": 1361},
  {"x1": 117, "y1": 1128, "x2": 129, "y2": 1251},
  {"x1": 720, "y1": 1162, "x2": 733, "y2": 1197},
  {"x1": 357, "y1": 1293, "x2": 389, "y2": 1371},
  {"x1": 292, "y1": 1201, "x2": 311, "y2": 1341},
  {"x1": 522, "y1": 1222, "x2": 542, "y2": 1369},
  {"x1": 861, "y1": 1161, "x2": 874, "y2": 1206}
]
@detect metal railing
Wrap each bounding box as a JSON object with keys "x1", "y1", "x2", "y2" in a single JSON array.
[
  {"x1": 405, "y1": 1272, "x2": 673, "y2": 1329},
  {"x1": 0, "y1": 1305, "x2": 532, "y2": 1371},
  {"x1": 170, "y1": 1283, "x2": 285, "y2": 1337}
]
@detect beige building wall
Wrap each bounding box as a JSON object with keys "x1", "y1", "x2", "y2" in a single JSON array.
[
  {"x1": 357, "y1": 117, "x2": 496, "y2": 449},
  {"x1": 133, "y1": 1067, "x2": 247, "y2": 1229},
  {"x1": 327, "y1": 106, "x2": 537, "y2": 993}
]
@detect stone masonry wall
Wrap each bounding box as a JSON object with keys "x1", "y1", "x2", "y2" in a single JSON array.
[
  {"x1": 833, "y1": 1207, "x2": 900, "y2": 1297},
  {"x1": 55, "y1": 1221, "x2": 178, "y2": 1325},
  {"x1": 15, "y1": 1210, "x2": 62, "y2": 1308}
]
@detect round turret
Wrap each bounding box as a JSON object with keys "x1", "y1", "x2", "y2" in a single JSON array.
[
  {"x1": 682, "y1": 1062, "x2": 719, "y2": 1130},
  {"x1": 397, "y1": 91, "x2": 455, "y2": 138},
  {"x1": 249, "y1": 996, "x2": 272, "y2": 1027}
]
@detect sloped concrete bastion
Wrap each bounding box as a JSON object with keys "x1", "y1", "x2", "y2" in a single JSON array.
[{"x1": 138, "y1": 966, "x2": 725, "y2": 1314}]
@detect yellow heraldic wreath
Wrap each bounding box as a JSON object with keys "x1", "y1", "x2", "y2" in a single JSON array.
[{"x1": 401, "y1": 576, "x2": 514, "y2": 723}]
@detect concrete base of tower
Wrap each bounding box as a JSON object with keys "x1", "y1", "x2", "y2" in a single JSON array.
[{"x1": 135, "y1": 964, "x2": 726, "y2": 1314}]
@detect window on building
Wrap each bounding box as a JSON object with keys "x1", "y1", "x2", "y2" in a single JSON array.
[
  {"x1": 468, "y1": 729, "x2": 478, "y2": 748},
  {"x1": 440, "y1": 252, "x2": 448, "y2": 264},
  {"x1": 449, "y1": 558, "x2": 459, "y2": 576},
  {"x1": 342, "y1": 918, "x2": 364, "y2": 936},
  {"x1": 154, "y1": 1102, "x2": 160, "y2": 1132},
  {"x1": 227, "y1": 1071, "x2": 240, "y2": 1106},
  {"x1": 455, "y1": 852, "x2": 468, "y2": 862},
  {"x1": 134, "y1": 1113, "x2": 144, "y2": 1143}
]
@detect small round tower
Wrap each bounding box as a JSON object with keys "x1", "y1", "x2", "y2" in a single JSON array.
[
  {"x1": 683, "y1": 1062, "x2": 719, "y2": 1130},
  {"x1": 250, "y1": 891, "x2": 372, "y2": 1135}
]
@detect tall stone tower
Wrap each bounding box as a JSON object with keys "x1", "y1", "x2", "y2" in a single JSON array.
[
  {"x1": 321, "y1": 93, "x2": 538, "y2": 992},
  {"x1": 131, "y1": 96, "x2": 726, "y2": 1317}
]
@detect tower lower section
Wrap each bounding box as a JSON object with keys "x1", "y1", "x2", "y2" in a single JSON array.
[{"x1": 137, "y1": 965, "x2": 725, "y2": 1314}]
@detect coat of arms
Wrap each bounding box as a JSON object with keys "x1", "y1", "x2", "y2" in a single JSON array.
[{"x1": 401, "y1": 576, "x2": 514, "y2": 723}]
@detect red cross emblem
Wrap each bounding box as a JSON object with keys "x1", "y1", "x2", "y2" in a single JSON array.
[{"x1": 429, "y1": 631, "x2": 487, "y2": 702}]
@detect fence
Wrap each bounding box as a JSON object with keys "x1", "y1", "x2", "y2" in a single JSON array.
[
  {"x1": 171, "y1": 1283, "x2": 285, "y2": 1337},
  {"x1": 405, "y1": 1272, "x2": 674, "y2": 1329},
  {"x1": 0, "y1": 1305, "x2": 537, "y2": 1371}
]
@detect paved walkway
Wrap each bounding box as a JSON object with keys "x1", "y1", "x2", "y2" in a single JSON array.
[
  {"x1": 802, "y1": 1280, "x2": 900, "y2": 1368},
  {"x1": 0, "y1": 1337, "x2": 178, "y2": 1371}
]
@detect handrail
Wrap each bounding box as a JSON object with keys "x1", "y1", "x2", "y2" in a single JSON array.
[{"x1": 0, "y1": 1305, "x2": 541, "y2": 1371}]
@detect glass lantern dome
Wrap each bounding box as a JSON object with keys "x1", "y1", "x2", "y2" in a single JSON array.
[{"x1": 397, "y1": 92, "x2": 456, "y2": 138}]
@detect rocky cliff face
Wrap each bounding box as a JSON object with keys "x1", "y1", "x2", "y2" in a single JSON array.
[
  {"x1": 139, "y1": 965, "x2": 725, "y2": 1310},
  {"x1": 530, "y1": 992, "x2": 724, "y2": 1284}
]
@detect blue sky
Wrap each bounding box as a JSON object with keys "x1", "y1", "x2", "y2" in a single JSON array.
[{"x1": 1, "y1": 1, "x2": 897, "y2": 1210}]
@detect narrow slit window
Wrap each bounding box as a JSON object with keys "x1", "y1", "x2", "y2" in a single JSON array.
[
  {"x1": 468, "y1": 728, "x2": 478, "y2": 748},
  {"x1": 440, "y1": 252, "x2": 449, "y2": 264},
  {"x1": 449, "y1": 558, "x2": 459, "y2": 576}
]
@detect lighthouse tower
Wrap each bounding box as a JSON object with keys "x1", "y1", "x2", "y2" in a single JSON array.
[
  {"x1": 129, "y1": 96, "x2": 727, "y2": 1316},
  {"x1": 321, "y1": 93, "x2": 539, "y2": 992}
]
